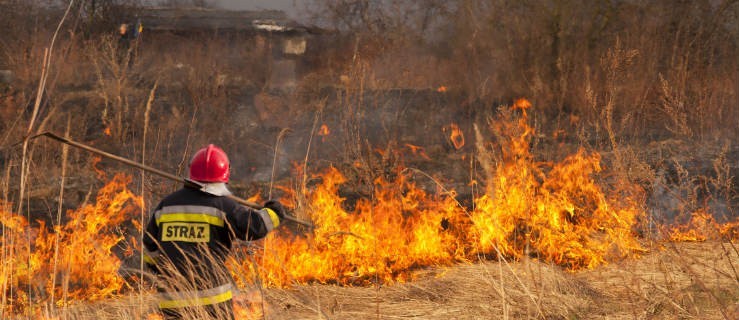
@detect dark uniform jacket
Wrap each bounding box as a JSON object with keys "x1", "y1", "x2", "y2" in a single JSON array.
[{"x1": 143, "y1": 185, "x2": 279, "y2": 314}]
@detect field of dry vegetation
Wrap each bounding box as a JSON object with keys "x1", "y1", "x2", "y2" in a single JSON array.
[{"x1": 1, "y1": 0, "x2": 738, "y2": 319}]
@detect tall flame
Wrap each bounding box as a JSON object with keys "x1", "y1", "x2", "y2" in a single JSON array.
[
  {"x1": 236, "y1": 99, "x2": 648, "y2": 286},
  {"x1": 236, "y1": 167, "x2": 466, "y2": 286},
  {"x1": 1, "y1": 174, "x2": 141, "y2": 315}
]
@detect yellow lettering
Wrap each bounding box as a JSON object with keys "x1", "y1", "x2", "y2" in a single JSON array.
[{"x1": 161, "y1": 222, "x2": 210, "y2": 242}]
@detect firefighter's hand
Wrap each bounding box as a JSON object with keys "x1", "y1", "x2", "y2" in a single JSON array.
[{"x1": 264, "y1": 199, "x2": 287, "y2": 222}]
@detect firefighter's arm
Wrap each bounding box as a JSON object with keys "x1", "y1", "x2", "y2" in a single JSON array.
[{"x1": 229, "y1": 199, "x2": 286, "y2": 241}]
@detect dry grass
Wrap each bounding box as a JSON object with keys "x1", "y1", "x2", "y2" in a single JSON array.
[
  {"x1": 263, "y1": 241, "x2": 738, "y2": 319},
  {"x1": 31, "y1": 241, "x2": 736, "y2": 320},
  {"x1": 578, "y1": 242, "x2": 739, "y2": 319}
]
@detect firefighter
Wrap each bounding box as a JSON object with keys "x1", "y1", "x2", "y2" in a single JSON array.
[
  {"x1": 117, "y1": 20, "x2": 142, "y2": 66},
  {"x1": 143, "y1": 144, "x2": 286, "y2": 319}
]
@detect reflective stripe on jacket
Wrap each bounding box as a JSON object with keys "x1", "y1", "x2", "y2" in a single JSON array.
[{"x1": 158, "y1": 283, "x2": 234, "y2": 309}]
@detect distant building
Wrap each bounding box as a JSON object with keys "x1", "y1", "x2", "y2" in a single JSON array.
[{"x1": 137, "y1": 7, "x2": 325, "y2": 91}]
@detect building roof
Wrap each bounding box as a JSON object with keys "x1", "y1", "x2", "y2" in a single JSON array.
[{"x1": 137, "y1": 7, "x2": 305, "y2": 33}]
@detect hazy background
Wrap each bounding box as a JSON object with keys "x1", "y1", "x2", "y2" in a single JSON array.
[{"x1": 216, "y1": 0, "x2": 302, "y2": 17}]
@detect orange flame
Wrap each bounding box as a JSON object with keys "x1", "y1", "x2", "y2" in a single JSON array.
[
  {"x1": 91, "y1": 156, "x2": 107, "y2": 180},
  {"x1": 447, "y1": 123, "x2": 464, "y2": 150},
  {"x1": 232, "y1": 290, "x2": 265, "y2": 319},
  {"x1": 404, "y1": 143, "x2": 431, "y2": 160},
  {"x1": 669, "y1": 209, "x2": 738, "y2": 242},
  {"x1": 233, "y1": 167, "x2": 466, "y2": 286},
  {"x1": 437, "y1": 85, "x2": 447, "y2": 93},
  {"x1": 0, "y1": 174, "x2": 142, "y2": 315},
  {"x1": 318, "y1": 124, "x2": 330, "y2": 143},
  {"x1": 104, "y1": 127, "x2": 112, "y2": 136},
  {"x1": 318, "y1": 124, "x2": 330, "y2": 136},
  {"x1": 514, "y1": 98, "x2": 532, "y2": 111}
]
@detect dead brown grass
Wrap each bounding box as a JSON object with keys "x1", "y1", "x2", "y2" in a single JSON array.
[
  {"x1": 40, "y1": 241, "x2": 736, "y2": 320},
  {"x1": 260, "y1": 241, "x2": 738, "y2": 320}
]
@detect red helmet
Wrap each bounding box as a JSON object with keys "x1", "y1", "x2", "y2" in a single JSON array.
[{"x1": 189, "y1": 144, "x2": 230, "y2": 183}]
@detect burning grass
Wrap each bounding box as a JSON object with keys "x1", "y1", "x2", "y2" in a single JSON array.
[
  {"x1": 260, "y1": 241, "x2": 739, "y2": 319},
  {"x1": 1, "y1": 101, "x2": 737, "y2": 318},
  {"x1": 1, "y1": 174, "x2": 142, "y2": 316},
  {"x1": 240, "y1": 99, "x2": 648, "y2": 289},
  {"x1": 16, "y1": 241, "x2": 737, "y2": 319}
]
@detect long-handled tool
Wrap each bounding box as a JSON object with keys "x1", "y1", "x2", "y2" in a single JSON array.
[{"x1": 26, "y1": 131, "x2": 314, "y2": 228}]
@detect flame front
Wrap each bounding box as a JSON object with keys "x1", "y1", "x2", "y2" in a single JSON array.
[
  {"x1": 669, "y1": 209, "x2": 739, "y2": 242},
  {"x1": 241, "y1": 100, "x2": 647, "y2": 286},
  {"x1": 241, "y1": 167, "x2": 466, "y2": 286},
  {"x1": 1, "y1": 100, "x2": 737, "y2": 317},
  {"x1": 1, "y1": 174, "x2": 141, "y2": 315}
]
